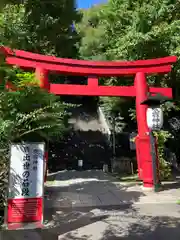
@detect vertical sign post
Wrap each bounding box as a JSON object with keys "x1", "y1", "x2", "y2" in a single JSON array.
[{"x1": 5, "y1": 143, "x2": 45, "y2": 229}]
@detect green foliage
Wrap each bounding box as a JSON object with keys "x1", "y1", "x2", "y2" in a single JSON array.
[
  {"x1": 154, "y1": 131, "x2": 172, "y2": 180},
  {"x1": 0, "y1": 88, "x2": 67, "y2": 142},
  {"x1": 15, "y1": 72, "x2": 40, "y2": 87},
  {"x1": 77, "y1": 0, "x2": 180, "y2": 104},
  {"x1": 76, "y1": 4, "x2": 108, "y2": 60},
  {"x1": 78, "y1": 0, "x2": 180, "y2": 62},
  {"x1": 77, "y1": 0, "x2": 180, "y2": 179},
  {"x1": 0, "y1": 1, "x2": 81, "y2": 57},
  {"x1": 23, "y1": 0, "x2": 81, "y2": 57},
  {"x1": 0, "y1": 70, "x2": 70, "y2": 143},
  {"x1": 0, "y1": 4, "x2": 26, "y2": 48}
]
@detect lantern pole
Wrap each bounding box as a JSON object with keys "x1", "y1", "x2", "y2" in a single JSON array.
[{"x1": 149, "y1": 130, "x2": 159, "y2": 191}]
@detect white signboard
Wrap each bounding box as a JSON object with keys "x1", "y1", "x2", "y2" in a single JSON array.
[{"x1": 8, "y1": 143, "x2": 45, "y2": 199}]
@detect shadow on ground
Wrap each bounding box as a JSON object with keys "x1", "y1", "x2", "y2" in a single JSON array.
[
  {"x1": 2, "y1": 170, "x2": 180, "y2": 239},
  {"x1": 58, "y1": 213, "x2": 180, "y2": 240},
  {"x1": 43, "y1": 170, "x2": 144, "y2": 238},
  {"x1": 2, "y1": 212, "x2": 180, "y2": 240},
  {"x1": 160, "y1": 181, "x2": 180, "y2": 191},
  {"x1": 100, "y1": 215, "x2": 180, "y2": 240},
  {"x1": 44, "y1": 170, "x2": 144, "y2": 213}
]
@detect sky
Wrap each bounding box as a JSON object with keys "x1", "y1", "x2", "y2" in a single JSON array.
[{"x1": 77, "y1": 0, "x2": 107, "y2": 9}]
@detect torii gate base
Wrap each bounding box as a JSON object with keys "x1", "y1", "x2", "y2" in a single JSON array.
[{"x1": 1, "y1": 46, "x2": 177, "y2": 189}]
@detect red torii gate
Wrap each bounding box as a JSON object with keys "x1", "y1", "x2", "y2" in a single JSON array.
[{"x1": 0, "y1": 46, "x2": 177, "y2": 188}]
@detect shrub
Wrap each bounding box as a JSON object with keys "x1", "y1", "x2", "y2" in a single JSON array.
[
  {"x1": 0, "y1": 70, "x2": 71, "y2": 223},
  {"x1": 154, "y1": 131, "x2": 172, "y2": 180}
]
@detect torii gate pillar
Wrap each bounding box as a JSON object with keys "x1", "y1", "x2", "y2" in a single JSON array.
[
  {"x1": 35, "y1": 67, "x2": 49, "y2": 182},
  {"x1": 35, "y1": 67, "x2": 49, "y2": 90},
  {"x1": 134, "y1": 72, "x2": 155, "y2": 187}
]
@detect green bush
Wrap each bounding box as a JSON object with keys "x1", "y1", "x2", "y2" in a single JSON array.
[{"x1": 154, "y1": 131, "x2": 172, "y2": 180}]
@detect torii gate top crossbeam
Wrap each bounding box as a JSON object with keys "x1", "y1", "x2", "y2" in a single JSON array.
[
  {"x1": 0, "y1": 47, "x2": 177, "y2": 76},
  {"x1": 0, "y1": 46, "x2": 177, "y2": 98}
]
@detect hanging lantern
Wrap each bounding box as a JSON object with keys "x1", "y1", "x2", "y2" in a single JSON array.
[
  {"x1": 141, "y1": 93, "x2": 172, "y2": 131},
  {"x1": 146, "y1": 107, "x2": 163, "y2": 130}
]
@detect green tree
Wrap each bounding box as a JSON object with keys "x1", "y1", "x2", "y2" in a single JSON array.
[
  {"x1": 77, "y1": 0, "x2": 180, "y2": 177},
  {"x1": 78, "y1": 0, "x2": 180, "y2": 89},
  {"x1": 0, "y1": 1, "x2": 81, "y2": 57},
  {"x1": 77, "y1": 0, "x2": 180, "y2": 115}
]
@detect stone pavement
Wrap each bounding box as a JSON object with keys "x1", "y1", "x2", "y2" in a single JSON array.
[
  {"x1": 1, "y1": 170, "x2": 180, "y2": 239},
  {"x1": 45, "y1": 170, "x2": 180, "y2": 209},
  {"x1": 58, "y1": 204, "x2": 180, "y2": 240},
  {"x1": 44, "y1": 170, "x2": 144, "y2": 210}
]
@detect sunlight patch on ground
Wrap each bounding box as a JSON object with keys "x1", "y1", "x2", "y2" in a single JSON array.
[{"x1": 46, "y1": 178, "x2": 109, "y2": 187}]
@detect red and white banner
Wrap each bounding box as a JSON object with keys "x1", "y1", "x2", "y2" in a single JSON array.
[{"x1": 6, "y1": 143, "x2": 45, "y2": 228}]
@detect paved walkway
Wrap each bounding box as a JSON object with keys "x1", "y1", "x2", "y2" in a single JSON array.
[
  {"x1": 45, "y1": 170, "x2": 180, "y2": 210},
  {"x1": 2, "y1": 170, "x2": 180, "y2": 239},
  {"x1": 44, "y1": 170, "x2": 144, "y2": 210},
  {"x1": 45, "y1": 170, "x2": 180, "y2": 240},
  {"x1": 57, "y1": 205, "x2": 180, "y2": 240}
]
